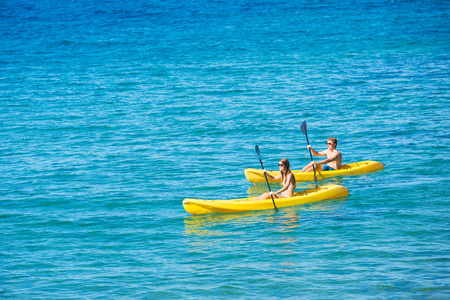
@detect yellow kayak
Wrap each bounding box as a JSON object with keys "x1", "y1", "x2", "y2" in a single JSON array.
[
  {"x1": 183, "y1": 184, "x2": 349, "y2": 215},
  {"x1": 245, "y1": 160, "x2": 384, "y2": 184}
]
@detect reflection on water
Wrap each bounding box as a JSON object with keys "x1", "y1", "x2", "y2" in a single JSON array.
[
  {"x1": 183, "y1": 210, "x2": 268, "y2": 236},
  {"x1": 183, "y1": 196, "x2": 349, "y2": 254},
  {"x1": 183, "y1": 196, "x2": 348, "y2": 237}
]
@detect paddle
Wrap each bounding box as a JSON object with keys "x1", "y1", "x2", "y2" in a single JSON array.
[
  {"x1": 255, "y1": 145, "x2": 278, "y2": 212},
  {"x1": 300, "y1": 121, "x2": 318, "y2": 182}
]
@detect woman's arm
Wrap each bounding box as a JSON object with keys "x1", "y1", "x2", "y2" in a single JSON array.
[
  {"x1": 274, "y1": 185, "x2": 288, "y2": 195},
  {"x1": 262, "y1": 170, "x2": 282, "y2": 181},
  {"x1": 273, "y1": 173, "x2": 294, "y2": 194}
]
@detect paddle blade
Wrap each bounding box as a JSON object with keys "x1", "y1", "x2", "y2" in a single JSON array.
[
  {"x1": 312, "y1": 165, "x2": 318, "y2": 182},
  {"x1": 301, "y1": 121, "x2": 307, "y2": 135},
  {"x1": 271, "y1": 197, "x2": 278, "y2": 212},
  {"x1": 255, "y1": 145, "x2": 260, "y2": 157}
]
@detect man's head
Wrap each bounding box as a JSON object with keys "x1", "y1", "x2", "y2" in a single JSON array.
[{"x1": 327, "y1": 137, "x2": 337, "y2": 148}]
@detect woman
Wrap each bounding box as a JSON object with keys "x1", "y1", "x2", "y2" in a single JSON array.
[{"x1": 253, "y1": 158, "x2": 296, "y2": 200}]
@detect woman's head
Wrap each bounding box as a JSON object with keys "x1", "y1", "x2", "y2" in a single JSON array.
[{"x1": 278, "y1": 158, "x2": 290, "y2": 174}]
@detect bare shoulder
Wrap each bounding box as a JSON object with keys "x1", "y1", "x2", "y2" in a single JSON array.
[
  {"x1": 335, "y1": 150, "x2": 342, "y2": 161},
  {"x1": 288, "y1": 172, "x2": 296, "y2": 183},
  {"x1": 328, "y1": 149, "x2": 341, "y2": 159},
  {"x1": 323, "y1": 149, "x2": 333, "y2": 155},
  {"x1": 319, "y1": 149, "x2": 329, "y2": 155}
]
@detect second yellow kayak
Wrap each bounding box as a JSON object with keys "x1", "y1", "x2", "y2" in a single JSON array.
[{"x1": 245, "y1": 160, "x2": 384, "y2": 183}]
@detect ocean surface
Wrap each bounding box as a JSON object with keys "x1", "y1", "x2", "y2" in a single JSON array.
[{"x1": 1, "y1": 0, "x2": 449, "y2": 298}]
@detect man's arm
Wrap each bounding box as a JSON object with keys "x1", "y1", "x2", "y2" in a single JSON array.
[{"x1": 307, "y1": 145, "x2": 327, "y2": 157}]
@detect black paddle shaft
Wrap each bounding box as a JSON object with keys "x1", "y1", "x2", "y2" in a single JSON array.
[
  {"x1": 301, "y1": 121, "x2": 318, "y2": 182},
  {"x1": 304, "y1": 133, "x2": 314, "y2": 161},
  {"x1": 255, "y1": 145, "x2": 278, "y2": 212}
]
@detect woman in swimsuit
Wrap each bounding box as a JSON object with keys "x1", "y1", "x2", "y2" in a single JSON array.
[{"x1": 253, "y1": 158, "x2": 296, "y2": 200}]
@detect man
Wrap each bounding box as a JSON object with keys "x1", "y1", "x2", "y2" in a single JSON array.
[{"x1": 301, "y1": 137, "x2": 342, "y2": 172}]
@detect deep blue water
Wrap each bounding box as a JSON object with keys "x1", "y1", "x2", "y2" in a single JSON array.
[{"x1": 1, "y1": 0, "x2": 449, "y2": 298}]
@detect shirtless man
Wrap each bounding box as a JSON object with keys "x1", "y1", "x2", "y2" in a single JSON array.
[{"x1": 301, "y1": 137, "x2": 342, "y2": 172}]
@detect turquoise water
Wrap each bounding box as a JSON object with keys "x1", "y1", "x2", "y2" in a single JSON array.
[{"x1": 1, "y1": 0, "x2": 449, "y2": 298}]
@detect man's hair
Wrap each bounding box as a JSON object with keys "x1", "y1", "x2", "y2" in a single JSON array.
[{"x1": 328, "y1": 137, "x2": 337, "y2": 147}]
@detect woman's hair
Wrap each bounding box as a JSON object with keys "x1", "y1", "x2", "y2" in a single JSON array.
[{"x1": 279, "y1": 158, "x2": 291, "y2": 180}]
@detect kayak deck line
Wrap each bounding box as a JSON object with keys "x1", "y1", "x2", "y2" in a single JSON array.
[
  {"x1": 183, "y1": 184, "x2": 349, "y2": 215},
  {"x1": 183, "y1": 186, "x2": 326, "y2": 204},
  {"x1": 245, "y1": 160, "x2": 384, "y2": 184}
]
